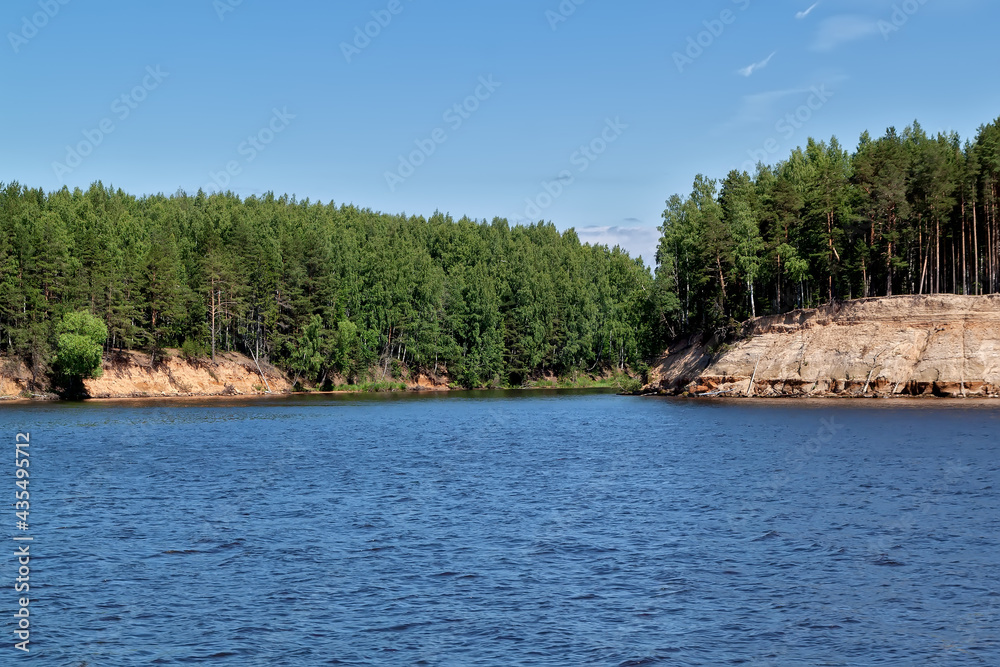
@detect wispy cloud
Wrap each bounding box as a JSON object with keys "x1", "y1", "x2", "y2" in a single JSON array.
[
  {"x1": 723, "y1": 87, "x2": 806, "y2": 129},
  {"x1": 812, "y1": 15, "x2": 879, "y2": 51},
  {"x1": 796, "y1": 2, "x2": 820, "y2": 20},
  {"x1": 575, "y1": 225, "x2": 660, "y2": 265},
  {"x1": 738, "y1": 51, "x2": 776, "y2": 77},
  {"x1": 716, "y1": 73, "x2": 850, "y2": 133}
]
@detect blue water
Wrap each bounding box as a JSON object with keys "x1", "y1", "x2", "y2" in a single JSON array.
[{"x1": 1, "y1": 391, "x2": 998, "y2": 665}]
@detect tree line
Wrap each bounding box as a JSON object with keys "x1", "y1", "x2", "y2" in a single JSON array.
[
  {"x1": 652, "y1": 117, "x2": 1000, "y2": 339},
  {"x1": 6, "y1": 115, "x2": 997, "y2": 392},
  {"x1": 0, "y1": 183, "x2": 657, "y2": 390}
]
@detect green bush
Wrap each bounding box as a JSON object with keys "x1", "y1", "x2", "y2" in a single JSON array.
[
  {"x1": 614, "y1": 373, "x2": 643, "y2": 394},
  {"x1": 180, "y1": 339, "x2": 207, "y2": 360},
  {"x1": 55, "y1": 311, "x2": 108, "y2": 381}
]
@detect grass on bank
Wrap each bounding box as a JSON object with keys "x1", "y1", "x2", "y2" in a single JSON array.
[
  {"x1": 292, "y1": 380, "x2": 409, "y2": 393},
  {"x1": 290, "y1": 374, "x2": 643, "y2": 394},
  {"x1": 521, "y1": 372, "x2": 641, "y2": 392},
  {"x1": 330, "y1": 381, "x2": 409, "y2": 393},
  {"x1": 290, "y1": 364, "x2": 647, "y2": 394}
]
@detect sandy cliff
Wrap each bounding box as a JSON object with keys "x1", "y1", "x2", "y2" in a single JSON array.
[
  {"x1": 83, "y1": 351, "x2": 294, "y2": 399},
  {"x1": 0, "y1": 351, "x2": 287, "y2": 400},
  {"x1": 0, "y1": 350, "x2": 454, "y2": 400},
  {"x1": 644, "y1": 294, "x2": 1000, "y2": 398}
]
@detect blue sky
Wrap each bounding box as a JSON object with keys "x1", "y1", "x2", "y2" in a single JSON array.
[{"x1": 3, "y1": 0, "x2": 998, "y2": 264}]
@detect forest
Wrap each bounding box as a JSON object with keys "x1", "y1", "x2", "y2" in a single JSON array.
[
  {"x1": 0, "y1": 184, "x2": 656, "y2": 390},
  {"x1": 653, "y1": 117, "x2": 1000, "y2": 339},
  {"x1": 4, "y1": 115, "x2": 999, "y2": 393}
]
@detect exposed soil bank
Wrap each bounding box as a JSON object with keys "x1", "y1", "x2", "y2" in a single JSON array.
[
  {"x1": 0, "y1": 351, "x2": 453, "y2": 400},
  {"x1": 0, "y1": 351, "x2": 631, "y2": 401},
  {"x1": 643, "y1": 294, "x2": 1000, "y2": 398},
  {"x1": 85, "y1": 351, "x2": 294, "y2": 399}
]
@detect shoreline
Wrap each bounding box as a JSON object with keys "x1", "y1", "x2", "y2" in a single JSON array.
[
  {"x1": 0, "y1": 384, "x2": 625, "y2": 405},
  {"x1": 642, "y1": 393, "x2": 1000, "y2": 403},
  {"x1": 1, "y1": 348, "x2": 634, "y2": 403},
  {"x1": 5, "y1": 386, "x2": 1000, "y2": 406}
]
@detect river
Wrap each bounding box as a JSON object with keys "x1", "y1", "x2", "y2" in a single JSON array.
[{"x1": 1, "y1": 391, "x2": 998, "y2": 665}]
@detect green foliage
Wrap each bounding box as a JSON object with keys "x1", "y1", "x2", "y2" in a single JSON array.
[
  {"x1": 291, "y1": 315, "x2": 326, "y2": 384},
  {"x1": 180, "y1": 339, "x2": 207, "y2": 360},
  {"x1": 11, "y1": 113, "x2": 995, "y2": 386},
  {"x1": 0, "y1": 184, "x2": 658, "y2": 388},
  {"x1": 613, "y1": 372, "x2": 643, "y2": 394},
  {"x1": 330, "y1": 381, "x2": 407, "y2": 393},
  {"x1": 655, "y1": 115, "x2": 1000, "y2": 338},
  {"x1": 55, "y1": 310, "x2": 107, "y2": 380}
]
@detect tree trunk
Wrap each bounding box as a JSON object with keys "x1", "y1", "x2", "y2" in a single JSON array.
[
  {"x1": 776, "y1": 253, "x2": 782, "y2": 311},
  {"x1": 886, "y1": 210, "x2": 895, "y2": 297},
  {"x1": 918, "y1": 250, "x2": 929, "y2": 296},
  {"x1": 917, "y1": 222, "x2": 924, "y2": 295},
  {"x1": 994, "y1": 189, "x2": 999, "y2": 292},
  {"x1": 987, "y1": 205, "x2": 994, "y2": 294},
  {"x1": 716, "y1": 253, "x2": 727, "y2": 306},
  {"x1": 952, "y1": 235, "x2": 957, "y2": 294},
  {"x1": 210, "y1": 281, "x2": 217, "y2": 362},
  {"x1": 935, "y1": 217, "x2": 940, "y2": 294},
  {"x1": 961, "y1": 197, "x2": 968, "y2": 294},
  {"x1": 973, "y1": 203, "x2": 980, "y2": 294},
  {"x1": 860, "y1": 257, "x2": 868, "y2": 298},
  {"x1": 827, "y1": 211, "x2": 834, "y2": 302}
]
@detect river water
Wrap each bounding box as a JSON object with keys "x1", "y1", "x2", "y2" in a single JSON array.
[{"x1": 1, "y1": 391, "x2": 998, "y2": 665}]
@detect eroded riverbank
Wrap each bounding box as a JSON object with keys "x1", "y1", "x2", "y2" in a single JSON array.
[{"x1": 644, "y1": 294, "x2": 1000, "y2": 398}]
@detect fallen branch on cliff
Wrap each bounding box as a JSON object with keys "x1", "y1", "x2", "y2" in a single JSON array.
[
  {"x1": 862, "y1": 353, "x2": 881, "y2": 394},
  {"x1": 699, "y1": 388, "x2": 737, "y2": 397},
  {"x1": 747, "y1": 355, "x2": 761, "y2": 397}
]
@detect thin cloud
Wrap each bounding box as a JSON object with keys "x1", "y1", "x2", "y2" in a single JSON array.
[
  {"x1": 796, "y1": 2, "x2": 820, "y2": 19},
  {"x1": 723, "y1": 87, "x2": 805, "y2": 129},
  {"x1": 812, "y1": 15, "x2": 879, "y2": 51},
  {"x1": 716, "y1": 73, "x2": 850, "y2": 134},
  {"x1": 575, "y1": 225, "x2": 661, "y2": 265},
  {"x1": 738, "y1": 51, "x2": 776, "y2": 77}
]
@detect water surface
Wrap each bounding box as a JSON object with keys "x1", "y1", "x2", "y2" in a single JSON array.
[{"x1": 1, "y1": 392, "x2": 998, "y2": 665}]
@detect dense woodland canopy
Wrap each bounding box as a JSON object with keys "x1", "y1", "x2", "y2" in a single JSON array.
[
  {"x1": 0, "y1": 184, "x2": 656, "y2": 389},
  {"x1": 653, "y1": 117, "x2": 1000, "y2": 339},
  {"x1": 4, "y1": 114, "x2": 999, "y2": 391}
]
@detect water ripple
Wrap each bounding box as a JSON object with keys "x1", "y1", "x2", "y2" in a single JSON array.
[{"x1": 1, "y1": 392, "x2": 998, "y2": 665}]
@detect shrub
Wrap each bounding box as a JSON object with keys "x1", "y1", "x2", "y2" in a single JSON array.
[
  {"x1": 180, "y1": 339, "x2": 207, "y2": 360},
  {"x1": 55, "y1": 311, "x2": 108, "y2": 381}
]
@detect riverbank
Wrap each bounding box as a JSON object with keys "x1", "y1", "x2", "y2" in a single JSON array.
[
  {"x1": 0, "y1": 349, "x2": 632, "y2": 401},
  {"x1": 643, "y1": 294, "x2": 1000, "y2": 398}
]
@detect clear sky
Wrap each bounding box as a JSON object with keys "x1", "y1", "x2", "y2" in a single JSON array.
[{"x1": 3, "y1": 0, "x2": 998, "y2": 264}]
